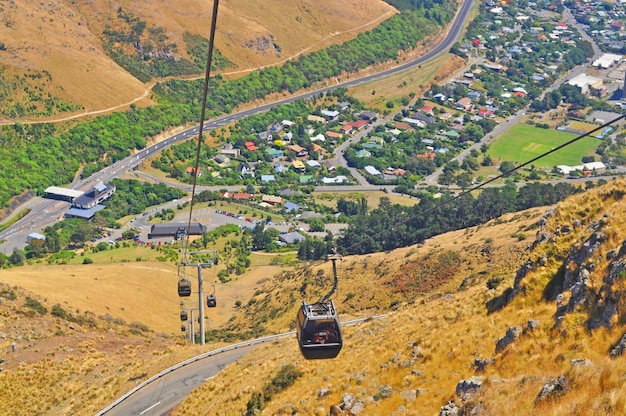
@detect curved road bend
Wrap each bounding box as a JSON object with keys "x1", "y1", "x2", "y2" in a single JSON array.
[
  {"x1": 102, "y1": 346, "x2": 254, "y2": 416},
  {"x1": 0, "y1": 0, "x2": 474, "y2": 251},
  {"x1": 98, "y1": 316, "x2": 385, "y2": 416}
]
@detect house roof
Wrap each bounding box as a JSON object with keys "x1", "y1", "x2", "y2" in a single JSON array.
[
  {"x1": 284, "y1": 201, "x2": 301, "y2": 212},
  {"x1": 350, "y1": 120, "x2": 368, "y2": 129},
  {"x1": 279, "y1": 232, "x2": 305, "y2": 244},
  {"x1": 233, "y1": 192, "x2": 252, "y2": 200},
  {"x1": 292, "y1": 160, "x2": 306, "y2": 169},
  {"x1": 150, "y1": 222, "x2": 206, "y2": 236},
  {"x1": 288, "y1": 144, "x2": 307, "y2": 153},
  {"x1": 262, "y1": 195, "x2": 284, "y2": 204}
]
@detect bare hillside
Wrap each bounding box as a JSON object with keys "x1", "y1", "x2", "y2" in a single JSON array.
[{"x1": 0, "y1": 0, "x2": 396, "y2": 118}]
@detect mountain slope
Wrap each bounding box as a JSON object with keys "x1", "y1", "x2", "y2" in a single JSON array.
[
  {"x1": 171, "y1": 178, "x2": 626, "y2": 415},
  {"x1": 0, "y1": 0, "x2": 396, "y2": 118},
  {"x1": 4, "y1": 179, "x2": 626, "y2": 415}
]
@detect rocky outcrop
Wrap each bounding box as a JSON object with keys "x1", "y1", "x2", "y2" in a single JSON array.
[
  {"x1": 455, "y1": 376, "x2": 485, "y2": 401},
  {"x1": 610, "y1": 333, "x2": 626, "y2": 359},
  {"x1": 588, "y1": 253, "x2": 626, "y2": 329},
  {"x1": 535, "y1": 376, "x2": 568, "y2": 404},
  {"x1": 496, "y1": 326, "x2": 523, "y2": 353},
  {"x1": 472, "y1": 357, "x2": 493, "y2": 373},
  {"x1": 439, "y1": 401, "x2": 460, "y2": 416}
]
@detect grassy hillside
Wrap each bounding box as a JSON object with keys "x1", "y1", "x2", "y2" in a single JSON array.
[
  {"x1": 0, "y1": 0, "x2": 396, "y2": 119},
  {"x1": 170, "y1": 178, "x2": 626, "y2": 415},
  {"x1": 4, "y1": 179, "x2": 626, "y2": 414}
]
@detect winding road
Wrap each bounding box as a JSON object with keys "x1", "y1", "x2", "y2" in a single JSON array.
[{"x1": 0, "y1": 0, "x2": 475, "y2": 253}]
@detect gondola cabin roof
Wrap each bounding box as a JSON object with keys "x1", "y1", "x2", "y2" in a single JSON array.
[{"x1": 301, "y1": 301, "x2": 338, "y2": 319}]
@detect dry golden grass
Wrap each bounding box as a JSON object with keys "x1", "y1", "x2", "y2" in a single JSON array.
[
  {"x1": 1, "y1": 0, "x2": 396, "y2": 120},
  {"x1": 169, "y1": 178, "x2": 626, "y2": 415},
  {"x1": 5, "y1": 179, "x2": 626, "y2": 415},
  {"x1": 313, "y1": 190, "x2": 419, "y2": 210}
]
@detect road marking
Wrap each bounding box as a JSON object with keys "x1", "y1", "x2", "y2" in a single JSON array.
[{"x1": 140, "y1": 402, "x2": 161, "y2": 415}]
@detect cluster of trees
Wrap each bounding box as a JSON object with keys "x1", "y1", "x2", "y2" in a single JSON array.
[
  {"x1": 337, "y1": 182, "x2": 583, "y2": 254},
  {"x1": 0, "y1": 2, "x2": 453, "y2": 208},
  {"x1": 102, "y1": 9, "x2": 231, "y2": 82},
  {"x1": 531, "y1": 84, "x2": 591, "y2": 112},
  {"x1": 97, "y1": 179, "x2": 186, "y2": 225}
]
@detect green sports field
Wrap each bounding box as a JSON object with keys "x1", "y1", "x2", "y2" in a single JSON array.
[{"x1": 487, "y1": 124, "x2": 600, "y2": 168}]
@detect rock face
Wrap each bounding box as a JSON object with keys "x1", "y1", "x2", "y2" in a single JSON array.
[
  {"x1": 439, "y1": 401, "x2": 460, "y2": 416},
  {"x1": 455, "y1": 376, "x2": 485, "y2": 401},
  {"x1": 495, "y1": 326, "x2": 523, "y2": 353},
  {"x1": 508, "y1": 260, "x2": 535, "y2": 300},
  {"x1": 610, "y1": 333, "x2": 626, "y2": 359},
  {"x1": 535, "y1": 376, "x2": 568, "y2": 404}
]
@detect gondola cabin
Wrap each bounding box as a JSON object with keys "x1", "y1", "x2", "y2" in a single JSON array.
[
  {"x1": 296, "y1": 301, "x2": 342, "y2": 360},
  {"x1": 207, "y1": 294, "x2": 217, "y2": 308},
  {"x1": 180, "y1": 310, "x2": 188, "y2": 321},
  {"x1": 178, "y1": 278, "x2": 192, "y2": 297},
  {"x1": 181, "y1": 325, "x2": 186, "y2": 332}
]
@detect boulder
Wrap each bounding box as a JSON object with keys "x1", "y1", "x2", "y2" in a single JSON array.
[
  {"x1": 571, "y1": 358, "x2": 592, "y2": 367},
  {"x1": 535, "y1": 376, "x2": 568, "y2": 404},
  {"x1": 439, "y1": 401, "x2": 460, "y2": 416},
  {"x1": 455, "y1": 376, "x2": 485, "y2": 401},
  {"x1": 318, "y1": 387, "x2": 331, "y2": 398},
  {"x1": 496, "y1": 326, "x2": 523, "y2": 353}
]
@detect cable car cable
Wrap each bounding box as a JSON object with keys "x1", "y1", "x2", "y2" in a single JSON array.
[
  {"x1": 176, "y1": 1, "x2": 221, "y2": 302},
  {"x1": 181, "y1": 0, "x2": 221, "y2": 266},
  {"x1": 335, "y1": 113, "x2": 626, "y2": 257}
]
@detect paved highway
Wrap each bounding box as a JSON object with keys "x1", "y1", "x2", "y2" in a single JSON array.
[{"x1": 0, "y1": 0, "x2": 474, "y2": 253}]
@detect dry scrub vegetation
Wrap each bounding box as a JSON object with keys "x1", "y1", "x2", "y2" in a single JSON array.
[
  {"x1": 4, "y1": 180, "x2": 626, "y2": 414},
  {"x1": 170, "y1": 178, "x2": 626, "y2": 415}
]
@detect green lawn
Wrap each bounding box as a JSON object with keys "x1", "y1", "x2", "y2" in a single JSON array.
[{"x1": 487, "y1": 124, "x2": 600, "y2": 168}]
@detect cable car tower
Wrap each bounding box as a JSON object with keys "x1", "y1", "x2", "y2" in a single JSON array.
[
  {"x1": 177, "y1": 249, "x2": 218, "y2": 345},
  {"x1": 296, "y1": 252, "x2": 343, "y2": 359}
]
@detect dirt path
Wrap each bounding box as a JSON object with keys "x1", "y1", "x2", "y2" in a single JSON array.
[{"x1": 0, "y1": 11, "x2": 396, "y2": 127}]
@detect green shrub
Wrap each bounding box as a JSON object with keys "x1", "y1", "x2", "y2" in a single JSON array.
[
  {"x1": 51, "y1": 304, "x2": 67, "y2": 319},
  {"x1": 486, "y1": 276, "x2": 504, "y2": 290},
  {"x1": 83, "y1": 257, "x2": 94, "y2": 264},
  {"x1": 25, "y1": 296, "x2": 47, "y2": 315}
]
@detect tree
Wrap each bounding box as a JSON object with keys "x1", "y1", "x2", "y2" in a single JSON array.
[
  {"x1": 9, "y1": 248, "x2": 25, "y2": 266},
  {"x1": 455, "y1": 172, "x2": 473, "y2": 189},
  {"x1": 308, "y1": 218, "x2": 325, "y2": 232},
  {"x1": 499, "y1": 161, "x2": 517, "y2": 175}
]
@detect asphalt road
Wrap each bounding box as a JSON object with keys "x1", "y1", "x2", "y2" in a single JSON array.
[
  {"x1": 101, "y1": 345, "x2": 255, "y2": 416},
  {"x1": 0, "y1": 0, "x2": 474, "y2": 253}
]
